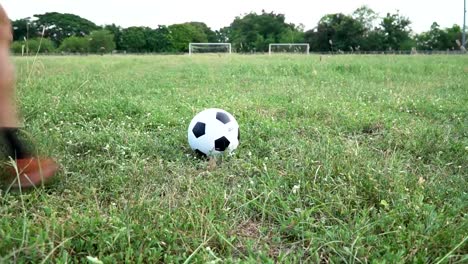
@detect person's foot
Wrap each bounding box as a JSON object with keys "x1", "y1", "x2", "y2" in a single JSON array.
[{"x1": 5, "y1": 158, "x2": 59, "y2": 188}]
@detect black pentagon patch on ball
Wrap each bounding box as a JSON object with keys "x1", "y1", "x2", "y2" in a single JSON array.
[
  {"x1": 216, "y1": 112, "x2": 231, "y2": 124},
  {"x1": 215, "y1": 136, "x2": 230, "y2": 151},
  {"x1": 192, "y1": 122, "x2": 206, "y2": 138}
]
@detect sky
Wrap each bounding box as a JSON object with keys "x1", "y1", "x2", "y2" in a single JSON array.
[{"x1": 1, "y1": 0, "x2": 465, "y2": 33}]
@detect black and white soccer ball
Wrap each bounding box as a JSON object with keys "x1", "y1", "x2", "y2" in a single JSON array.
[{"x1": 188, "y1": 108, "x2": 239, "y2": 156}]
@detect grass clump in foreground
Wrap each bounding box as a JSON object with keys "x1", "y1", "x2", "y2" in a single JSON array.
[{"x1": 0, "y1": 54, "x2": 467, "y2": 263}]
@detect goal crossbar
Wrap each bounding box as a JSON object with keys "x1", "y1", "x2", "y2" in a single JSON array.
[
  {"x1": 189, "y1": 43, "x2": 232, "y2": 55},
  {"x1": 269, "y1": 43, "x2": 310, "y2": 55}
]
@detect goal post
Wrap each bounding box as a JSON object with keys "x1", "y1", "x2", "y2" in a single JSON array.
[
  {"x1": 189, "y1": 43, "x2": 232, "y2": 55},
  {"x1": 269, "y1": 43, "x2": 310, "y2": 55}
]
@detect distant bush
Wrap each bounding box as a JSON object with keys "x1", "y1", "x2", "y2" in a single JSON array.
[
  {"x1": 89, "y1": 30, "x2": 116, "y2": 53},
  {"x1": 10, "y1": 38, "x2": 55, "y2": 54},
  {"x1": 59, "y1": 36, "x2": 90, "y2": 53}
]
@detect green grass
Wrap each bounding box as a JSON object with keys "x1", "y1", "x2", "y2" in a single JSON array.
[{"x1": 0, "y1": 54, "x2": 467, "y2": 263}]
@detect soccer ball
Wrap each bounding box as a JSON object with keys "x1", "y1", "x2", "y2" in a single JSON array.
[{"x1": 188, "y1": 108, "x2": 239, "y2": 156}]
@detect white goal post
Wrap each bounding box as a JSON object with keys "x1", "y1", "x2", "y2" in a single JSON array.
[
  {"x1": 269, "y1": 43, "x2": 310, "y2": 55},
  {"x1": 189, "y1": 43, "x2": 232, "y2": 55}
]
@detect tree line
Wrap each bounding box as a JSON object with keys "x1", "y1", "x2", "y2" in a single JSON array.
[{"x1": 10, "y1": 6, "x2": 466, "y2": 54}]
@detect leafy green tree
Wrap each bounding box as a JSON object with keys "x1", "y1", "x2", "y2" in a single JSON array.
[
  {"x1": 104, "y1": 24, "x2": 123, "y2": 50},
  {"x1": 143, "y1": 27, "x2": 159, "y2": 52},
  {"x1": 59, "y1": 36, "x2": 90, "y2": 53},
  {"x1": 34, "y1": 12, "x2": 98, "y2": 45},
  {"x1": 11, "y1": 18, "x2": 39, "y2": 41},
  {"x1": 153, "y1": 26, "x2": 174, "y2": 52},
  {"x1": 216, "y1": 28, "x2": 229, "y2": 43},
  {"x1": 168, "y1": 23, "x2": 207, "y2": 52},
  {"x1": 89, "y1": 30, "x2": 115, "y2": 53},
  {"x1": 279, "y1": 24, "x2": 305, "y2": 43},
  {"x1": 227, "y1": 11, "x2": 299, "y2": 52},
  {"x1": 120, "y1": 27, "x2": 147, "y2": 52},
  {"x1": 380, "y1": 12, "x2": 412, "y2": 50},
  {"x1": 10, "y1": 38, "x2": 55, "y2": 54},
  {"x1": 120, "y1": 26, "x2": 174, "y2": 53},
  {"x1": 416, "y1": 23, "x2": 442, "y2": 50},
  {"x1": 306, "y1": 13, "x2": 365, "y2": 52},
  {"x1": 351, "y1": 6, "x2": 382, "y2": 51},
  {"x1": 352, "y1": 6, "x2": 378, "y2": 31},
  {"x1": 416, "y1": 23, "x2": 463, "y2": 50},
  {"x1": 445, "y1": 25, "x2": 463, "y2": 49},
  {"x1": 304, "y1": 29, "x2": 320, "y2": 51},
  {"x1": 362, "y1": 29, "x2": 385, "y2": 51},
  {"x1": 187, "y1": 22, "x2": 217, "y2": 42},
  {"x1": 305, "y1": 8, "x2": 416, "y2": 52}
]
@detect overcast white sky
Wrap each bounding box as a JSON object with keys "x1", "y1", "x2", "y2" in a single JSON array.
[{"x1": 1, "y1": 0, "x2": 465, "y2": 33}]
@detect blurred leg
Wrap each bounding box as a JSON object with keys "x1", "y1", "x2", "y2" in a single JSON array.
[
  {"x1": 0, "y1": 5, "x2": 59, "y2": 188},
  {"x1": 0, "y1": 5, "x2": 19, "y2": 127}
]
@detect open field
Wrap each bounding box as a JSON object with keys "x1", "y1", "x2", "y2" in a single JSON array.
[{"x1": 0, "y1": 54, "x2": 467, "y2": 263}]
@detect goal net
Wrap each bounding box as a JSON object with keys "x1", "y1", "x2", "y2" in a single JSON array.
[
  {"x1": 189, "y1": 43, "x2": 232, "y2": 55},
  {"x1": 269, "y1": 43, "x2": 310, "y2": 55}
]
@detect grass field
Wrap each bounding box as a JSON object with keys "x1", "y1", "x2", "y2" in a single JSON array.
[{"x1": 0, "y1": 54, "x2": 467, "y2": 263}]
